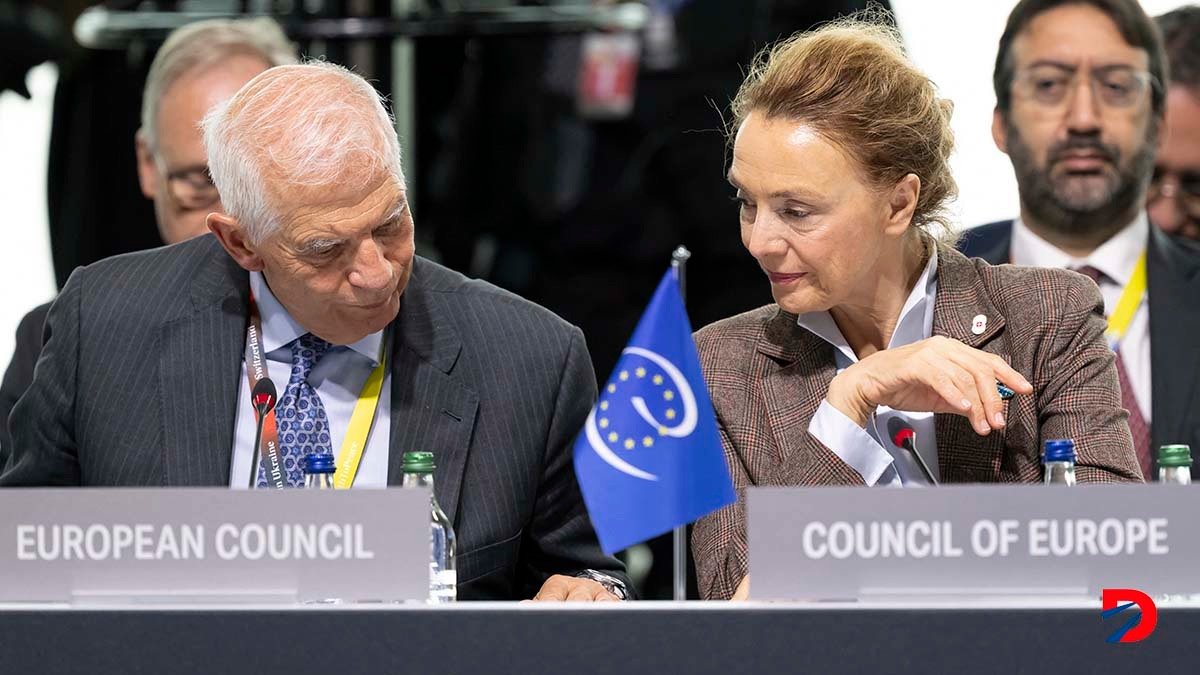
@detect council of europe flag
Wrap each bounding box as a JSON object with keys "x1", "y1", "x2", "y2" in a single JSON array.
[{"x1": 573, "y1": 268, "x2": 736, "y2": 555}]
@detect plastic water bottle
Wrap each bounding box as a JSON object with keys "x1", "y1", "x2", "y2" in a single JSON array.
[
  {"x1": 1158, "y1": 445, "x2": 1192, "y2": 485},
  {"x1": 303, "y1": 453, "x2": 336, "y2": 489},
  {"x1": 401, "y1": 451, "x2": 457, "y2": 603},
  {"x1": 1042, "y1": 439, "x2": 1076, "y2": 485}
]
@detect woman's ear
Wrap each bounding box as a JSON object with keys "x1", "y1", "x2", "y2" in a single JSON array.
[
  {"x1": 208, "y1": 212, "x2": 265, "y2": 272},
  {"x1": 883, "y1": 173, "x2": 921, "y2": 236}
]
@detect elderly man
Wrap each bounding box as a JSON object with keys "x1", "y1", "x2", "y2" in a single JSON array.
[
  {"x1": 1149, "y1": 6, "x2": 1200, "y2": 241},
  {"x1": 1, "y1": 62, "x2": 628, "y2": 602},
  {"x1": 958, "y1": 0, "x2": 1200, "y2": 477},
  {"x1": 0, "y1": 18, "x2": 296, "y2": 454}
]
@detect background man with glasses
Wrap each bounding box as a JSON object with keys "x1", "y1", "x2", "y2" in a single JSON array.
[
  {"x1": 0, "y1": 18, "x2": 296, "y2": 458},
  {"x1": 958, "y1": 0, "x2": 1200, "y2": 478},
  {"x1": 1149, "y1": 6, "x2": 1200, "y2": 241}
]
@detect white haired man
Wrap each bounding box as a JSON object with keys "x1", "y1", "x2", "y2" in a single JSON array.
[
  {"x1": 0, "y1": 18, "x2": 296, "y2": 454},
  {"x1": 1, "y1": 62, "x2": 630, "y2": 602}
]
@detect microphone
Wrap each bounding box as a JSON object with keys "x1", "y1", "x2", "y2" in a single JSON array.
[
  {"x1": 887, "y1": 416, "x2": 938, "y2": 485},
  {"x1": 248, "y1": 378, "x2": 277, "y2": 489}
]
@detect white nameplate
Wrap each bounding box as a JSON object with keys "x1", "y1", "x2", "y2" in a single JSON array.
[
  {"x1": 749, "y1": 484, "x2": 1195, "y2": 600},
  {"x1": 0, "y1": 488, "x2": 429, "y2": 603}
]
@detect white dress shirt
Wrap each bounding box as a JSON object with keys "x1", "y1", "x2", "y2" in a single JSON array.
[
  {"x1": 1010, "y1": 213, "x2": 1151, "y2": 421},
  {"x1": 803, "y1": 247, "x2": 940, "y2": 486},
  {"x1": 228, "y1": 272, "x2": 392, "y2": 488}
]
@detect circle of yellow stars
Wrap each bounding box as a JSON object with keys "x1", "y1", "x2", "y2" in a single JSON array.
[{"x1": 600, "y1": 366, "x2": 677, "y2": 451}]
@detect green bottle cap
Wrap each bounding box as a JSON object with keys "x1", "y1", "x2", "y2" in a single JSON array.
[
  {"x1": 1157, "y1": 444, "x2": 1192, "y2": 468},
  {"x1": 401, "y1": 451, "x2": 435, "y2": 473}
]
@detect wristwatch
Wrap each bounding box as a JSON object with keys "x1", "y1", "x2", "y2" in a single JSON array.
[{"x1": 574, "y1": 569, "x2": 629, "y2": 600}]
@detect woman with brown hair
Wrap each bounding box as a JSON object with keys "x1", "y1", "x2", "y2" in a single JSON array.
[{"x1": 691, "y1": 19, "x2": 1143, "y2": 601}]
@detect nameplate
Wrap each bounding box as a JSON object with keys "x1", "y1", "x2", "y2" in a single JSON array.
[
  {"x1": 0, "y1": 488, "x2": 429, "y2": 604},
  {"x1": 749, "y1": 484, "x2": 1196, "y2": 600}
]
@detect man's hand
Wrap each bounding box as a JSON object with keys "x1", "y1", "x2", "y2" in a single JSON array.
[{"x1": 531, "y1": 574, "x2": 620, "y2": 602}]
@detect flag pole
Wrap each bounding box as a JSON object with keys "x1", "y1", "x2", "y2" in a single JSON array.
[{"x1": 670, "y1": 245, "x2": 691, "y2": 602}]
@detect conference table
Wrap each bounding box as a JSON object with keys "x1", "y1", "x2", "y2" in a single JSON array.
[{"x1": 1, "y1": 599, "x2": 1192, "y2": 673}]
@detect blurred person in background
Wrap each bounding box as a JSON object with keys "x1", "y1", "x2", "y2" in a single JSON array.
[
  {"x1": 692, "y1": 17, "x2": 1140, "y2": 601},
  {"x1": 1149, "y1": 6, "x2": 1200, "y2": 240},
  {"x1": 958, "y1": 0, "x2": 1200, "y2": 476},
  {"x1": 0, "y1": 17, "x2": 297, "y2": 457}
]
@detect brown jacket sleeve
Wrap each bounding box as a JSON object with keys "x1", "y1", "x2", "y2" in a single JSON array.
[{"x1": 1035, "y1": 272, "x2": 1142, "y2": 483}]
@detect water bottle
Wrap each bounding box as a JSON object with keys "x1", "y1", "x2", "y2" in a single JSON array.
[
  {"x1": 1042, "y1": 439, "x2": 1076, "y2": 485},
  {"x1": 1156, "y1": 445, "x2": 1197, "y2": 603},
  {"x1": 1158, "y1": 445, "x2": 1192, "y2": 485},
  {"x1": 400, "y1": 451, "x2": 457, "y2": 603},
  {"x1": 303, "y1": 453, "x2": 336, "y2": 489}
]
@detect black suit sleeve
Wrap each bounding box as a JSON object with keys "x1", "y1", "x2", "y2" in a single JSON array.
[
  {"x1": 0, "y1": 302, "x2": 51, "y2": 466},
  {"x1": 517, "y1": 326, "x2": 632, "y2": 598},
  {"x1": 1, "y1": 274, "x2": 82, "y2": 485}
]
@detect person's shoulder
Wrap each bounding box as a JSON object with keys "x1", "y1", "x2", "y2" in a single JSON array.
[
  {"x1": 966, "y1": 253, "x2": 1103, "y2": 320},
  {"x1": 64, "y1": 235, "x2": 231, "y2": 321},
  {"x1": 411, "y1": 256, "x2": 578, "y2": 337},
  {"x1": 71, "y1": 235, "x2": 224, "y2": 290},
  {"x1": 694, "y1": 305, "x2": 779, "y2": 359},
  {"x1": 955, "y1": 219, "x2": 1013, "y2": 259},
  {"x1": 16, "y1": 301, "x2": 52, "y2": 339}
]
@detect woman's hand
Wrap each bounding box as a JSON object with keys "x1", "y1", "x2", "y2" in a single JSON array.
[{"x1": 825, "y1": 336, "x2": 1033, "y2": 435}]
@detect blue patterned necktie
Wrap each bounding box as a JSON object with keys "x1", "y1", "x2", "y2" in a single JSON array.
[{"x1": 259, "y1": 333, "x2": 333, "y2": 487}]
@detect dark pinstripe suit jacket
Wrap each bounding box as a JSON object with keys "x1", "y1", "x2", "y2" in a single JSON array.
[
  {"x1": 691, "y1": 247, "x2": 1143, "y2": 600},
  {"x1": 1, "y1": 235, "x2": 625, "y2": 600}
]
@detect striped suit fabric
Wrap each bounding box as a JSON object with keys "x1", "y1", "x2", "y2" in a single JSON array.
[{"x1": 1, "y1": 234, "x2": 626, "y2": 600}]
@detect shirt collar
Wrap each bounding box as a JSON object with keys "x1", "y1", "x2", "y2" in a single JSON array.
[
  {"x1": 796, "y1": 244, "x2": 939, "y2": 364},
  {"x1": 249, "y1": 271, "x2": 385, "y2": 365},
  {"x1": 1011, "y1": 212, "x2": 1148, "y2": 286}
]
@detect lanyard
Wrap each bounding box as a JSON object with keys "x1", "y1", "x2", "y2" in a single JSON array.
[
  {"x1": 244, "y1": 295, "x2": 387, "y2": 489},
  {"x1": 1105, "y1": 251, "x2": 1147, "y2": 350}
]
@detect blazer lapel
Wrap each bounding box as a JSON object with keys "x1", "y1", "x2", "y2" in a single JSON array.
[
  {"x1": 758, "y1": 309, "x2": 864, "y2": 485},
  {"x1": 1148, "y1": 227, "x2": 1200, "y2": 450},
  {"x1": 386, "y1": 262, "x2": 479, "y2": 526},
  {"x1": 159, "y1": 245, "x2": 249, "y2": 486},
  {"x1": 931, "y1": 248, "x2": 1009, "y2": 482}
]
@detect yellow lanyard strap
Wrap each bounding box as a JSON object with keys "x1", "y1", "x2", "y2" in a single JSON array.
[
  {"x1": 1105, "y1": 251, "x2": 1148, "y2": 349},
  {"x1": 333, "y1": 351, "x2": 387, "y2": 489}
]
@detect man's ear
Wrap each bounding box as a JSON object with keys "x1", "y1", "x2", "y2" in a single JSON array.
[
  {"x1": 208, "y1": 212, "x2": 265, "y2": 271},
  {"x1": 134, "y1": 129, "x2": 158, "y2": 200},
  {"x1": 883, "y1": 173, "x2": 921, "y2": 237},
  {"x1": 992, "y1": 107, "x2": 1009, "y2": 155}
]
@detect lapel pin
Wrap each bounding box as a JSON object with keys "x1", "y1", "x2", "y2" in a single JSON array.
[{"x1": 971, "y1": 314, "x2": 987, "y2": 335}]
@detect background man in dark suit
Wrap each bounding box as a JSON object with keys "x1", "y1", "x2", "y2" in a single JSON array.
[
  {"x1": 0, "y1": 17, "x2": 297, "y2": 457},
  {"x1": 1, "y1": 61, "x2": 627, "y2": 602},
  {"x1": 1148, "y1": 6, "x2": 1200, "y2": 241},
  {"x1": 957, "y1": 0, "x2": 1200, "y2": 476}
]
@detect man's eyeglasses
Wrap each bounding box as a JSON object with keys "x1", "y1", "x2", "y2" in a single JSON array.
[
  {"x1": 1013, "y1": 65, "x2": 1154, "y2": 109},
  {"x1": 1148, "y1": 168, "x2": 1200, "y2": 218},
  {"x1": 164, "y1": 166, "x2": 219, "y2": 210}
]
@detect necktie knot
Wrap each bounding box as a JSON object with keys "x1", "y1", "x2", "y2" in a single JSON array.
[
  {"x1": 1070, "y1": 264, "x2": 1107, "y2": 285},
  {"x1": 291, "y1": 333, "x2": 331, "y2": 377}
]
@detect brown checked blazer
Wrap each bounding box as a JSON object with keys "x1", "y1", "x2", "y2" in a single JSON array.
[{"x1": 691, "y1": 246, "x2": 1143, "y2": 600}]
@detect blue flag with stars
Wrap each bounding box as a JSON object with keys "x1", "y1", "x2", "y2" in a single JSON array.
[{"x1": 573, "y1": 268, "x2": 736, "y2": 555}]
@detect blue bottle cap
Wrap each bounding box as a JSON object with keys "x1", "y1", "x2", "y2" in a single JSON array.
[
  {"x1": 1043, "y1": 439, "x2": 1076, "y2": 463},
  {"x1": 304, "y1": 453, "x2": 337, "y2": 474}
]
